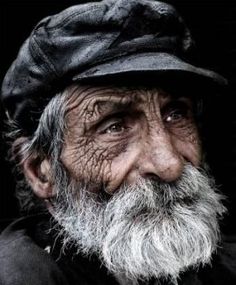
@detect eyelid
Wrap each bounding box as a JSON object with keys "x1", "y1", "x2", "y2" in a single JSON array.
[
  {"x1": 161, "y1": 100, "x2": 190, "y2": 118},
  {"x1": 98, "y1": 118, "x2": 125, "y2": 134},
  {"x1": 95, "y1": 112, "x2": 129, "y2": 133}
]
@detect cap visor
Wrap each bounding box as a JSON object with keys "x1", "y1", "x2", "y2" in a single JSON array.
[{"x1": 73, "y1": 52, "x2": 227, "y2": 86}]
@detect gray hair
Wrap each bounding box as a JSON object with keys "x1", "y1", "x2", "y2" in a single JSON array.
[{"x1": 6, "y1": 91, "x2": 68, "y2": 213}]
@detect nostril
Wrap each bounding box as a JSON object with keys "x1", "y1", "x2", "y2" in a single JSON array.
[{"x1": 144, "y1": 173, "x2": 161, "y2": 182}]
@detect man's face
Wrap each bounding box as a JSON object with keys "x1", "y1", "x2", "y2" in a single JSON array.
[
  {"x1": 61, "y1": 85, "x2": 201, "y2": 192},
  {"x1": 49, "y1": 84, "x2": 225, "y2": 283}
]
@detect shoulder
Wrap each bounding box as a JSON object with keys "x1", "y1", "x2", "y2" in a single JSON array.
[
  {"x1": 199, "y1": 234, "x2": 236, "y2": 285},
  {"x1": 217, "y1": 234, "x2": 236, "y2": 275},
  {"x1": 0, "y1": 215, "x2": 68, "y2": 285}
]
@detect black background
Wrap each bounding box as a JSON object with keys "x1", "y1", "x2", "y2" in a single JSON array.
[{"x1": 1, "y1": 0, "x2": 236, "y2": 232}]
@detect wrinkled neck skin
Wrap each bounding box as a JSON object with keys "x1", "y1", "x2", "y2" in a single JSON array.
[{"x1": 61, "y1": 84, "x2": 201, "y2": 195}]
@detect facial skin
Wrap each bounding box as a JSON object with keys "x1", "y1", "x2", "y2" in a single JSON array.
[
  {"x1": 22, "y1": 84, "x2": 225, "y2": 283},
  {"x1": 61, "y1": 84, "x2": 201, "y2": 194}
]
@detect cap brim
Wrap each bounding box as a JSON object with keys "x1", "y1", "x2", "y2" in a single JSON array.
[{"x1": 73, "y1": 52, "x2": 227, "y2": 87}]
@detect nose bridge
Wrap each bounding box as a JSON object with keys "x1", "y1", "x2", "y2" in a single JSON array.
[{"x1": 138, "y1": 125, "x2": 184, "y2": 182}]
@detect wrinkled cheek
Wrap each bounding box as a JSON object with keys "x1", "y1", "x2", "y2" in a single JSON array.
[
  {"x1": 170, "y1": 125, "x2": 202, "y2": 167},
  {"x1": 173, "y1": 136, "x2": 202, "y2": 167},
  {"x1": 96, "y1": 150, "x2": 128, "y2": 193},
  {"x1": 61, "y1": 132, "x2": 134, "y2": 193},
  {"x1": 61, "y1": 145, "x2": 106, "y2": 185},
  {"x1": 103, "y1": 147, "x2": 140, "y2": 194},
  {"x1": 76, "y1": 152, "x2": 111, "y2": 187},
  {"x1": 62, "y1": 143, "x2": 127, "y2": 193}
]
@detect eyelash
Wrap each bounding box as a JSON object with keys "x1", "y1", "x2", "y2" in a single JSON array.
[
  {"x1": 103, "y1": 121, "x2": 127, "y2": 134},
  {"x1": 97, "y1": 113, "x2": 130, "y2": 136},
  {"x1": 162, "y1": 102, "x2": 190, "y2": 124}
]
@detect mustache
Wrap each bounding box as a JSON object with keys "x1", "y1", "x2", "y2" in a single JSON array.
[{"x1": 88, "y1": 163, "x2": 220, "y2": 212}]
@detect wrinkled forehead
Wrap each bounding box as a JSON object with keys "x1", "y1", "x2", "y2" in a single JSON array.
[
  {"x1": 58, "y1": 84, "x2": 198, "y2": 129},
  {"x1": 63, "y1": 84, "x2": 193, "y2": 111}
]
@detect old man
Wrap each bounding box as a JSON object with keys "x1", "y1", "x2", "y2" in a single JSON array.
[{"x1": 0, "y1": 0, "x2": 235, "y2": 284}]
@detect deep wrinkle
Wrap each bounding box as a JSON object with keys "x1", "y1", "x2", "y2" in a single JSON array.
[
  {"x1": 64, "y1": 85, "x2": 188, "y2": 130},
  {"x1": 61, "y1": 85, "x2": 201, "y2": 193}
]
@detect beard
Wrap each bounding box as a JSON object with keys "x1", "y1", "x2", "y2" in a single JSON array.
[{"x1": 51, "y1": 163, "x2": 226, "y2": 283}]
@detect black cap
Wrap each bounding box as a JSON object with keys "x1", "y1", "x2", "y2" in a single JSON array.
[{"x1": 1, "y1": 0, "x2": 227, "y2": 133}]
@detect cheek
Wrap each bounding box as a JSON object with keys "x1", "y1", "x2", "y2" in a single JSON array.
[
  {"x1": 171, "y1": 128, "x2": 202, "y2": 166},
  {"x1": 103, "y1": 143, "x2": 141, "y2": 192},
  {"x1": 60, "y1": 135, "x2": 131, "y2": 190}
]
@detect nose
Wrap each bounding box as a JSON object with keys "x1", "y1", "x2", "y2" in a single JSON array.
[{"x1": 136, "y1": 131, "x2": 184, "y2": 183}]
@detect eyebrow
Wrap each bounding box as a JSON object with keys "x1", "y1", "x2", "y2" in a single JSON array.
[
  {"x1": 96, "y1": 99, "x2": 133, "y2": 114},
  {"x1": 84, "y1": 96, "x2": 135, "y2": 122}
]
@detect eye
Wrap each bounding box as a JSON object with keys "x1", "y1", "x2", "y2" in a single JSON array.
[
  {"x1": 105, "y1": 121, "x2": 126, "y2": 134},
  {"x1": 165, "y1": 109, "x2": 186, "y2": 123},
  {"x1": 97, "y1": 116, "x2": 130, "y2": 136},
  {"x1": 162, "y1": 101, "x2": 190, "y2": 124}
]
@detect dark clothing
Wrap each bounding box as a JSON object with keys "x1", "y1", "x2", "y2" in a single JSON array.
[{"x1": 0, "y1": 215, "x2": 236, "y2": 285}]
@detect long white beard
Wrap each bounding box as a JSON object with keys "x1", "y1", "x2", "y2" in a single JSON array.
[{"x1": 52, "y1": 164, "x2": 226, "y2": 283}]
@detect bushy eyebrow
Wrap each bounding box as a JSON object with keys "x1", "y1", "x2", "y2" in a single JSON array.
[
  {"x1": 95, "y1": 99, "x2": 133, "y2": 114},
  {"x1": 84, "y1": 97, "x2": 134, "y2": 123}
]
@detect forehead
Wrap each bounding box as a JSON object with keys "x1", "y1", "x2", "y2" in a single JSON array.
[
  {"x1": 64, "y1": 84, "x2": 185, "y2": 111},
  {"x1": 62, "y1": 85, "x2": 194, "y2": 128}
]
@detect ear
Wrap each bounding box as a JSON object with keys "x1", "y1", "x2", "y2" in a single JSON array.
[{"x1": 22, "y1": 156, "x2": 55, "y2": 199}]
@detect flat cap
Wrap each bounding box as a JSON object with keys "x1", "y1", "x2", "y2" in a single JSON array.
[{"x1": 1, "y1": 0, "x2": 227, "y2": 133}]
